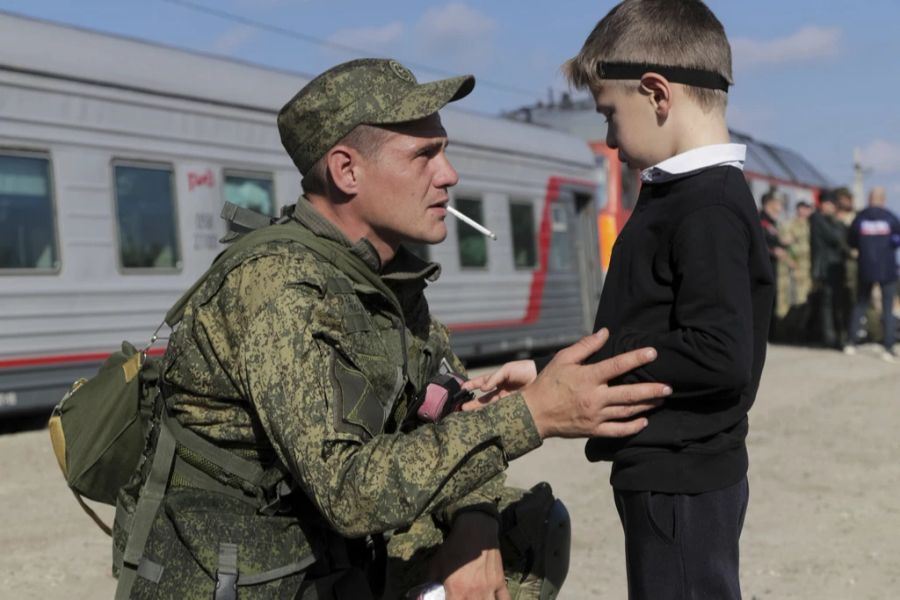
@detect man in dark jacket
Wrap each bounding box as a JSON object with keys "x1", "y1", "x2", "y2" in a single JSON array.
[
  {"x1": 843, "y1": 187, "x2": 900, "y2": 362},
  {"x1": 809, "y1": 193, "x2": 850, "y2": 348}
]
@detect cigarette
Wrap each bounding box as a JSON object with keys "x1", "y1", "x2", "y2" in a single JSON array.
[{"x1": 447, "y1": 205, "x2": 498, "y2": 240}]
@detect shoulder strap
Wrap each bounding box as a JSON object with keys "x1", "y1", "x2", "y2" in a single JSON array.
[{"x1": 165, "y1": 223, "x2": 402, "y2": 328}]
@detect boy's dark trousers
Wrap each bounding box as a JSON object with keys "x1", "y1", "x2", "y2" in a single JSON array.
[{"x1": 614, "y1": 477, "x2": 749, "y2": 600}]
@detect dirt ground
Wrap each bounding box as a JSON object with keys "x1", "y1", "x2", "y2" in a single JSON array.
[{"x1": 1, "y1": 343, "x2": 899, "y2": 599}]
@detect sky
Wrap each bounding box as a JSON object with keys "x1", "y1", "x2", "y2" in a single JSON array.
[{"x1": 3, "y1": 0, "x2": 900, "y2": 212}]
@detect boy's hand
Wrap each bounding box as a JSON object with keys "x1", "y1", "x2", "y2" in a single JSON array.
[
  {"x1": 520, "y1": 329, "x2": 671, "y2": 439},
  {"x1": 461, "y1": 360, "x2": 537, "y2": 411}
]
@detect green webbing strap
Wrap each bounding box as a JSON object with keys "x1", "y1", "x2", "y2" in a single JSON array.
[
  {"x1": 214, "y1": 542, "x2": 239, "y2": 600},
  {"x1": 222, "y1": 202, "x2": 273, "y2": 232},
  {"x1": 115, "y1": 419, "x2": 177, "y2": 600},
  {"x1": 164, "y1": 411, "x2": 272, "y2": 490},
  {"x1": 164, "y1": 223, "x2": 404, "y2": 328},
  {"x1": 136, "y1": 558, "x2": 164, "y2": 583},
  {"x1": 238, "y1": 556, "x2": 316, "y2": 586}
]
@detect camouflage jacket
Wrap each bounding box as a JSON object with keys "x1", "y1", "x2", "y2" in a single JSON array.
[{"x1": 160, "y1": 199, "x2": 542, "y2": 539}]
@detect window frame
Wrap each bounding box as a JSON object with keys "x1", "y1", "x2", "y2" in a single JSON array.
[
  {"x1": 0, "y1": 148, "x2": 62, "y2": 275},
  {"x1": 110, "y1": 158, "x2": 182, "y2": 275},
  {"x1": 221, "y1": 168, "x2": 278, "y2": 217},
  {"x1": 508, "y1": 199, "x2": 538, "y2": 271},
  {"x1": 454, "y1": 195, "x2": 489, "y2": 270}
]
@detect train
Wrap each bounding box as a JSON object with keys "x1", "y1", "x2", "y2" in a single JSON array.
[{"x1": 0, "y1": 12, "x2": 604, "y2": 415}]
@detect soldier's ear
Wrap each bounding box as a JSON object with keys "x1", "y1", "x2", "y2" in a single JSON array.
[{"x1": 326, "y1": 145, "x2": 360, "y2": 196}]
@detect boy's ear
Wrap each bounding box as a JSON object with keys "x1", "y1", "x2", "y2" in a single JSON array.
[
  {"x1": 639, "y1": 73, "x2": 672, "y2": 118},
  {"x1": 325, "y1": 145, "x2": 361, "y2": 196}
]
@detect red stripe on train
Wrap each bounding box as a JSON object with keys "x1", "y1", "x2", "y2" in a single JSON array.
[
  {"x1": 0, "y1": 346, "x2": 167, "y2": 369},
  {"x1": 449, "y1": 176, "x2": 588, "y2": 333}
]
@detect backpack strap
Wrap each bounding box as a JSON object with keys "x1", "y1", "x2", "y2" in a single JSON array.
[
  {"x1": 115, "y1": 409, "x2": 177, "y2": 599},
  {"x1": 164, "y1": 222, "x2": 404, "y2": 328}
]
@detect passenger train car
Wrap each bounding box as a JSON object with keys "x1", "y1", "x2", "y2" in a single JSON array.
[{"x1": 0, "y1": 13, "x2": 602, "y2": 415}]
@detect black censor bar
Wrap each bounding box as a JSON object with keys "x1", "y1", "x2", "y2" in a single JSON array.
[{"x1": 597, "y1": 62, "x2": 731, "y2": 91}]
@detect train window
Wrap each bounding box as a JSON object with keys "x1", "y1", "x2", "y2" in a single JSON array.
[
  {"x1": 113, "y1": 162, "x2": 181, "y2": 271},
  {"x1": 549, "y1": 203, "x2": 573, "y2": 271},
  {"x1": 455, "y1": 197, "x2": 487, "y2": 268},
  {"x1": 223, "y1": 171, "x2": 275, "y2": 216},
  {"x1": 509, "y1": 201, "x2": 537, "y2": 269},
  {"x1": 0, "y1": 153, "x2": 59, "y2": 272}
]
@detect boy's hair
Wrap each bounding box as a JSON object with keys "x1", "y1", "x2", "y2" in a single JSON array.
[
  {"x1": 301, "y1": 124, "x2": 391, "y2": 196},
  {"x1": 563, "y1": 0, "x2": 733, "y2": 113}
]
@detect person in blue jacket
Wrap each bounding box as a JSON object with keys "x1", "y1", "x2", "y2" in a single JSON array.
[{"x1": 843, "y1": 186, "x2": 900, "y2": 362}]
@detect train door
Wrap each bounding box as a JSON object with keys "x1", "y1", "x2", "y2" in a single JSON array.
[
  {"x1": 549, "y1": 180, "x2": 603, "y2": 336},
  {"x1": 573, "y1": 190, "x2": 602, "y2": 332}
]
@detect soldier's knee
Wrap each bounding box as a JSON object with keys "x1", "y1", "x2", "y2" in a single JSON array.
[
  {"x1": 503, "y1": 482, "x2": 571, "y2": 600},
  {"x1": 539, "y1": 497, "x2": 571, "y2": 600}
]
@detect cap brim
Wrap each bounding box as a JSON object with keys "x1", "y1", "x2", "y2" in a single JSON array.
[{"x1": 367, "y1": 74, "x2": 475, "y2": 126}]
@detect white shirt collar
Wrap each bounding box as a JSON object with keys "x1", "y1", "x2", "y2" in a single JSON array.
[{"x1": 641, "y1": 143, "x2": 746, "y2": 184}]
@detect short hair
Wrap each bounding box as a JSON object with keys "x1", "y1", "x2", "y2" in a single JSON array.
[
  {"x1": 562, "y1": 0, "x2": 733, "y2": 113},
  {"x1": 818, "y1": 191, "x2": 837, "y2": 205},
  {"x1": 301, "y1": 124, "x2": 391, "y2": 196},
  {"x1": 761, "y1": 190, "x2": 781, "y2": 206}
]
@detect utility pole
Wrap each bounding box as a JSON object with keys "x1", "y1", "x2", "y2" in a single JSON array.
[{"x1": 852, "y1": 147, "x2": 865, "y2": 210}]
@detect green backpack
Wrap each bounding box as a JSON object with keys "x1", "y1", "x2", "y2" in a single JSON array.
[
  {"x1": 47, "y1": 203, "x2": 306, "y2": 533},
  {"x1": 48, "y1": 341, "x2": 160, "y2": 533}
]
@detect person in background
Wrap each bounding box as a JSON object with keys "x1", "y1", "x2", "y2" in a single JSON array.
[
  {"x1": 809, "y1": 192, "x2": 850, "y2": 348},
  {"x1": 835, "y1": 186, "x2": 858, "y2": 338},
  {"x1": 843, "y1": 186, "x2": 900, "y2": 362},
  {"x1": 760, "y1": 190, "x2": 794, "y2": 338},
  {"x1": 780, "y1": 200, "x2": 814, "y2": 341}
]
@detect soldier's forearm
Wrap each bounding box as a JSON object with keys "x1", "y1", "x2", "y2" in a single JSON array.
[{"x1": 307, "y1": 396, "x2": 541, "y2": 538}]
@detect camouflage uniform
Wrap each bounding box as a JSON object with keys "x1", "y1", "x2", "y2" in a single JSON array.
[
  {"x1": 781, "y1": 216, "x2": 812, "y2": 306},
  {"x1": 122, "y1": 59, "x2": 567, "y2": 600}
]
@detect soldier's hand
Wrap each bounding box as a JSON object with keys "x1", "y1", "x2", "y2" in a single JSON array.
[
  {"x1": 520, "y1": 329, "x2": 670, "y2": 439},
  {"x1": 430, "y1": 512, "x2": 510, "y2": 600},
  {"x1": 461, "y1": 360, "x2": 537, "y2": 411}
]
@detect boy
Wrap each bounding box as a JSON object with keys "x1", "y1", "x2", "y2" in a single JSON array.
[{"x1": 468, "y1": 1, "x2": 774, "y2": 597}]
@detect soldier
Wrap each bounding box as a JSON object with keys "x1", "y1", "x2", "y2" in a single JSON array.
[
  {"x1": 760, "y1": 191, "x2": 794, "y2": 338},
  {"x1": 779, "y1": 200, "x2": 813, "y2": 341},
  {"x1": 116, "y1": 59, "x2": 670, "y2": 599}
]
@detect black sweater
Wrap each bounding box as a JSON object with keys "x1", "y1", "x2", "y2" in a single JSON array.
[{"x1": 586, "y1": 166, "x2": 774, "y2": 493}]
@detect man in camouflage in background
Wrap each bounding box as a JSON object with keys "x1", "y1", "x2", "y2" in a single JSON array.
[
  {"x1": 779, "y1": 200, "x2": 813, "y2": 341},
  {"x1": 120, "y1": 59, "x2": 669, "y2": 599}
]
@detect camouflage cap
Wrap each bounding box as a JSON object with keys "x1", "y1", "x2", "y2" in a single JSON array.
[{"x1": 277, "y1": 58, "x2": 475, "y2": 174}]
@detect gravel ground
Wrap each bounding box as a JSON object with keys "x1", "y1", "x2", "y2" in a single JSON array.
[{"x1": 1, "y1": 343, "x2": 899, "y2": 599}]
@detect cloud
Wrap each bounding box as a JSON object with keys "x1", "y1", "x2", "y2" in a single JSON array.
[
  {"x1": 858, "y1": 140, "x2": 900, "y2": 173},
  {"x1": 211, "y1": 26, "x2": 256, "y2": 55},
  {"x1": 418, "y1": 2, "x2": 494, "y2": 40},
  {"x1": 327, "y1": 22, "x2": 405, "y2": 54},
  {"x1": 732, "y1": 26, "x2": 841, "y2": 68},
  {"x1": 414, "y1": 3, "x2": 496, "y2": 68}
]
